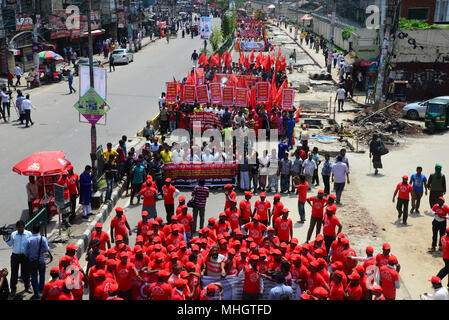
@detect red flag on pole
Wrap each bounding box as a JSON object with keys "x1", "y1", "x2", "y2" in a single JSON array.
[{"x1": 295, "y1": 105, "x2": 303, "y2": 122}]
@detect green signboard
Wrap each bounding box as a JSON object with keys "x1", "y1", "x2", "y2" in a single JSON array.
[{"x1": 74, "y1": 88, "x2": 111, "y2": 125}]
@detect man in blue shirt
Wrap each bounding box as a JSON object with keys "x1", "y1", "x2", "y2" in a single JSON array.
[
  {"x1": 3, "y1": 220, "x2": 32, "y2": 296},
  {"x1": 268, "y1": 271, "x2": 293, "y2": 300},
  {"x1": 277, "y1": 139, "x2": 289, "y2": 161},
  {"x1": 26, "y1": 224, "x2": 49, "y2": 299},
  {"x1": 286, "y1": 116, "x2": 296, "y2": 150},
  {"x1": 410, "y1": 166, "x2": 428, "y2": 214}
]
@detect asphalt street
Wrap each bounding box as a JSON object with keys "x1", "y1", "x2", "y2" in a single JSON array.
[{"x1": 0, "y1": 26, "x2": 208, "y2": 268}]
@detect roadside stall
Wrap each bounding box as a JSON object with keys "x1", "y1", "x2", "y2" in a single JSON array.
[
  {"x1": 12, "y1": 151, "x2": 71, "y2": 221},
  {"x1": 38, "y1": 51, "x2": 64, "y2": 83}
]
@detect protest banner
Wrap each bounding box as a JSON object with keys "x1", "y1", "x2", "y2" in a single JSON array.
[
  {"x1": 165, "y1": 82, "x2": 178, "y2": 103},
  {"x1": 183, "y1": 85, "x2": 196, "y2": 104},
  {"x1": 196, "y1": 85, "x2": 209, "y2": 105},
  {"x1": 281, "y1": 88, "x2": 295, "y2": 111},
  {"x1": 256, "y1": 81, "x2": 270, "y2": 102},
  {"x1": 235, "y1": 88, "x2": 248, "y2": 107},
  {"x1": 210, "y1": 83, "x2": 222, "y2": 104},
  {"x1": 222, "y1": 87, "x2": 235, "y2": 106}
]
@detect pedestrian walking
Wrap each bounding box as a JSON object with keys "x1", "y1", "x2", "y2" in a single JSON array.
[
  {"x1": 410, "y1": 166, "x2": 428, "y2": 214},
  {"x1": 321, "y1": 154, "x2": 332, "y2": 195},
  {"x1": 379, "y1": 256, "x2": 400, "y2": 300},
  {"x1": 22, "y1": 94, "x2": 36, "y2": 127},
  {"x1": 335, "y1": 85, "x2": 346, "y2": 112},
  {"x1": 162, "y1": 178, "x2": 179, "y2": 223},
  {"x1": 306, "y1": 190, "x2": 328, "y2": 242},
  {"x1": 420, "y1": 276, "x2": 449, "y2": 300},
  {"x1": 16, "y1": 90, "x2": 25, "y2": 124},
  {"x1": 436, "y1": 228, "x2": 449, "y2": 287},
  {"x1": 1, "y1": 87, "x2": 10, "y2": 121},
  {"x1": 429, "y1": 197, "x2": 449, "y2": 252},
  {"x1": 302, "y1": 153, "x2": 317, "y2": 190},
  {"x1": 68, "y1": 71, "x2": 76, "y2": 94},
  {"x1": 331, "y1": 155, "x2": 350, "y2": 204},
  {"x1": 323, "y1": 206, "x2": 342, "y2": 254},
  {"x1": 26, "y1": 224, "x2": 49, "y2": 299},
  {"x1": 311, "y1": 147, "x2": 321, "y2": 186},
  {"x1": 293, "y1": 175, "x2": 308, "y2": 223},
  {"x1": 279, "y1": 153, "x2": 292, "y2": 193},
  {"x1": 14, "y1": 65, "x2": 23, "y2": 87},
  {"x1": 191, "y1": 50, "x2": 199, "y2": 67},
  {"x1": 3, "y1": 220, "x2": 33, "y2": 297},
  {"x1": 71, "y1": 51, "x2": 77, "y2": 66},
  {"x1": 109, "y1": 55, "x2": 115, "y2": 72},
  {"x1": 110, "y1": 207, "x2": 132, "y2": 245},
  {"x1": 392, "y1": 175, "x2": 413, "y2": 225},
  {"x1": 130, "y1": 158, "x2": 145, "y2": 205},
  {"x1": 428, "y1": 164, "x2": 446, "y2": 209},
  {"x1": 79, "y1": 165, "x2": 93, "y2": 218},
  {"x1": 191, "y1": 179, "x2": 210, "y2": 234},
  {"x1": 369, "y1": 134, "x2": 386, "y2": 175},
  {"x1": 239, "y1": 152, "x2": 251, "y2": 191},
  {"x1": 103, "y1": 155, "x2": 117, "y2": 203},
  {"x1": 290, "y1": 151, "x2": 303, "y2": 193},
  {"x1": 67, "y1": 165, "x2": 79, "y2": 222}
]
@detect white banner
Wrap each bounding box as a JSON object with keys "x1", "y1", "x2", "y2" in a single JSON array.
[
  {"x1": 79, "y1": 65, "x2": 107, "y2": 100},
  {"x1": 200, "y1": 16, "x2": 212, "y2": 39}
]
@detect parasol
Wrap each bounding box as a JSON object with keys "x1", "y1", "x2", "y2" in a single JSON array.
[
  {"x1": 13, "y1": 151, "x2": 71, "y2": 176},
  {"x1": 38, "y1": 51, "x2": 63, "y2": 61}
]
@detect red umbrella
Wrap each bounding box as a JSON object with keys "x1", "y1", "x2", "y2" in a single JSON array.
[{"x1": 13, "y1": 151, "x2": 71, "y2": 176}]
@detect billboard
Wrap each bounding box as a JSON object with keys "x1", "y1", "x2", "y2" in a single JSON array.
[{"x1": 200, "y1": 16, "x2": 212, "y2": 39}]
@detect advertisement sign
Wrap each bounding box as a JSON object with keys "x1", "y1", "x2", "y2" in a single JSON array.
[
  {"x1": 210, "y1": 83, "x2": 222, "y2": 104},
  {"x1": 117, "y1": 12, "x2": 126, "y2": 28},
  {"x1": 74, "y1": 88, "x2": 111, "y2": 125},
  {"x1": 235, "y1": 88, "x2": 248, "y2": 107},
  {"x1": 281, "y1": 88, "x2": 295, "y2": 111},
  {"x1": 196, "y1": 85, "x2": 209, "y2": 105},
  {"x1": 183, "y1": 85, "x2": 196, "y2": 104},
  {"x1": 256, "y1": 82, "x2": 270, "y2": 102},
  {"x1": 163, "y1": 162, "x2": 238, "y2": 187},
  {"x1": 165, "y1": 82, "x2": 178, "y2": 103},
  {"x1": 200, "y1": 16, "x2": 212, "y2": 39},
  {"x1": 222, "y1": 87, "x2": 235, "y2": 106},
  {"x1": 16, "y1": 14, "x2": 36, "y2": 31},
  {"x1": 79, "y1": 66, "x2": 107, "y2": 100}
]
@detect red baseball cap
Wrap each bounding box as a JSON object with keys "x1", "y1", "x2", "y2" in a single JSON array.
[
  {"x1": 179, "y1": 196, "x2": 186, "y2": 202},
  {"x1": 341, "y1": 238, "x2": 349, "y2": 245},
  {"x1": 331, "y1": 261, "x2": 343, "y2": 269},
  {"x1": 249, "y1": 255, "x2": 259, "y2": 261},
  {"x1": 224, "y1": 184, "x2": 233, "y2": 189},
  {"x1": 133, "y1": 245, "x2": 143, "y2": 253},
  {"x1": 62, "y1": 170, "x2": 68, "y2": 175},
  {"x1": 300, "y1": 292, "x2": 312, "y2": 300},
  {"x1": 355, "y1": 265, "x2": 365, "y2": 273},
  {"x1": 219, "y1": 212, "x2": 226, "y2": 217},
  {"x1": 267, "y1": 227, "x2": 275, "y2": 232},
  {"x1": 273, "y1": 194, "x2": 281, "y2": 199},
  {"x1": 383, "y1": 243, "x2": 391, "y2": 250},
  {"x1": 171, "y1": 215, "x2": 178, "y2": 221},
  {"x1": 175, "y1": 279, "x2": 188, "y2": 288},
  {"x1": 253, "y1": 214, "x2": 261, "y2": 221},
  {"x1": 207, "y1": 284, "x2": 218, "y2": 292},
  {"x1": 95, "y1": 222, "x2": 102, "y2": 228},
  {"x1": 158, "y1": 270, "x2": 170, "y2": 277},
  {"x1": 317, "y1": 258, "x2": 326, "y2": 265},
  {"x1": 94, "y1": 269, "x2": 106, "y2": 277},
  {"x1": 337, "y1": 233, "x2": 345, "y2": 239},
  {"x1": 107, "y1": 259, "x2": 117, "y2": 266},
  {"x1": 313, "y1": 286, "x2": 328, "y2": 297},
  {"x1": 141, "y1": 211, "x2": 149, "y2": 217},
  {"x1": 245, "y1": 191, "x2": 253, "y2": 197},
  {"x1": 165, "y1": 178, "x2": 172, "y2": 183},
  {"x1": 318, "y1": 189, "x2": 324, "y2": 194},
  {"x1": 115, "y1": 235, "x2": 123, "y2": 241},
  {"x1": 280, "y1": 242, "x2": 288, "y2": 248},
  {"x1": 292, "y1": 254, "x2": 301, "y2": 261},
  {"x1": 136, "y1": 235, "x2": 144, "y2": 242},
  {"x1": 310, "y1": 260, "x2": 319, "y2": 268},
  {"x1": 228, "y1": 248, "x2": 236, "y2": 255},
  {"x1": 334, "y1": 270, "x2": 345, "y2": 279},
  {"x1": 260, "y1": 192, "x2": 266, "y2": 197},
  {"x1": 366, "y1": 246, "x2": 374, "y2": 254},
  {"x1": 208, "y1": 217, "x2": 216, "y2": 224},
  {"x1": 50, "y1": 267, "x2": 59, "y2": 273},
  {"x1": 348, "y1": 272, "x2": 361, "y2": 280},
  {"x1": 315, "y1": 234, "x2": 324, "y2": 241},
  {"x1": 402, "y1": 175, "x2": 408, "y2": 180},
  {"x1": 96, "y1": 255, "x2": 107, "y2": 262},
  {"x1": 234, "y1": 229, "x2": 243, "y2": 235},
  {"x1": 281, "y1": 208, "x2": 289, "y2": 214},
  {"x1": 290, "y1": 238, "x2": 299, "y2": 244},
  {"x1": 66, "y1": 244, "x2": 78, "y2": 251},
  {"x1": 180, "y1": 271, "x2": 189, "y2": 278},
  {"x1": 185, "y1": 262, "x2": 196, "y2": 269},
  {"x1": 67, "y1": 165, "x2": 74, "y2": 171},
  {"x1": 328, "y1": 194, "x2": 336, "y2": 200},
  {"x1": 429, "y1": 276, "x2": 442, "y2": 284},
  {"x1": 115, "y1": 207, "x2": 124, "y2": 213},
  {"x1": 155, "y1": 217, "x2": 163, "y2": 222}
]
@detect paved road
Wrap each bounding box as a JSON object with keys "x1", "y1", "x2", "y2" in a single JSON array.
[{"x1": 0, "y1": 27, "x2": 208, "y2": 267}]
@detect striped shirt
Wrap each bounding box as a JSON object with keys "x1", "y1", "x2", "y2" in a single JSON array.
[{"x1": 193, "y1": 185, "x2": 209, "y2": 208}]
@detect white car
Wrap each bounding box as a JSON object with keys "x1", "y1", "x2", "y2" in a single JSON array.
[
  {"x1": 111, "y1": 49, "x2": 134, "y2": 64},
  {"x1": 402, "y1": 96, "x2": 449, "y2": 120}
]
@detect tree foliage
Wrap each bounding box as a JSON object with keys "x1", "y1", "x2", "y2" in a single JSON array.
[
  {"x1": 210, "y1": 26, "x2": 223, "y2": 52},
  {"x1": 342, "y1": 26, "x2": 355, "y2": 41}
]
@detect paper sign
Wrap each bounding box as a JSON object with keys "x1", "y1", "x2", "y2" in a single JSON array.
[
  {"x1": 256, "y1": 81, "x2": 270, "y2": 102},
  {"x1": 235, "y1": 88, "x2": 248, "y2": 107},
  {"x1": 183, "y1": 85, "x2": 196, "y2": 104},
  {"x1": 166, "y1": 82, "x2": 178, "y2": 103},
  {"x1": 222, "y1": 87, "x2": 235, "y2": 106},
  {"x1": 210, "y1": 83, "x2": 222, "y2": 104},
  {"x1": 196, "y1": 85, "x2": 209, "y2": 105},
  {"x1": 281, "y1": 88, "x2": 295, "y2": 111}
]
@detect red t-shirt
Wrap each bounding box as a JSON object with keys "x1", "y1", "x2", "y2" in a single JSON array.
[
  {"x1": 214, "y1": 221, "x2": 231, "y2": 235},
  {"x1": 274, "y1": 217, "x2": 292, "y2": 242},
  {"x1": 58, "y1": 291, "x2": 74, "y2": 300},
  {"x1": 139, "y1": 187, "x2": 157, "y2": 206},
  {"x1": 307, "y1": 272, "x2": 326, "y2": 292},
  {"x1": 177, "y1": 213, "x2": 194, "y2": 232},
  {"x1": 244, "y1": 222, "x2": 267, "y2": 244},
  {"x1": 271, "y1": 202, "x2": 284, "y2": 223},
  {"x1": 376, "y1": 253, "x2": 398, "y2": 268},
  {"x1": 116, "y1": 262, "x2": 135, "y2": 291},
  {"x1": 297, "y1": 182, "x2": 309, "y2": 203},
  {"x1": 149, "y1": 282, "x2": 172, "y2": 300},
  {"x1": 165, "y1": 233, "x2": 184, "y2": 248},
  {"x1": 330, "y1": 240, "x2": 345, "y2": 263},
  {"x1": 441, "y1": 235, "x2": 449, "y2": 260},
  {"x1": 137, "y1": 220, "x2": 152, "y2": 237},
  {"x1": 130, "y1": 255, "x2": 150, "y2": 272},
  {"x1": 225, "y1": 191, "x2": 237, "y2": 209},
  {"x1": 308, "y1": 196, "x2": 328, "y2": 218},
  {"x1": 110, "y1": 215, "x2": 128, "y2": 236},
  {"x1": 56, "y1": 177, "x2": 70, "y2": 199},
  {"x1": 346, "y1": 283, "x2": 363, "y2": 300},
  {"x1": 432, "y1": 204, "x2": 449, "y2": 218},
  {"x1": 342, "y1": 248, "x2": 357, "y2": 274},
  {"x1": 91, "y1": 230, "x2": 110, "y2": 251},
  {"x1": 239, "y1": 200, "x2": 252, "y2": 221},
  {"x1": 67, "y1": 173, "x2": 79, "y2": 195},
  {"x1": 254, "y1": 200, "x2": 271, "y2": 221},
  {"x1": 163, "y1": 185, "x2": 177, "y2": 204},
  {"x1": 323, "y1": 215, "x2": 340, "y2": 236},
  {"x1": 243, "y1": 265, "x2": 260, "y2": 294},
  {"x1": 396, "y1": 182, "x2": 413, "y2": 200},
  {"x1": 329, "y1": 281, "x2": 345, "y2": 300},
  {"x1": 171, "y1": 287, "x2": 185, "y2": 300},
  {"x1": 42, "y1": 279, "x2": 63, "y2": 300},
  {"x1": 225, "y1": 208, "x2": 241, "y2": 231},
  {"x1": 380, "y1": 266, "x2": 399, "y2": 299}
]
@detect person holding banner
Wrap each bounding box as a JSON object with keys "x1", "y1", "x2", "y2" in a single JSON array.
[{"x1": 238, "y1": 254, "x2": 263, "y2": 300}]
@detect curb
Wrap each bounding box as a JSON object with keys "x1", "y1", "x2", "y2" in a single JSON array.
[{"x1": 278, "y1": 25, "x2": 369, "y2": 108}]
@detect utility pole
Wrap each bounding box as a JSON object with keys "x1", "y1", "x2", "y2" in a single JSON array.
[
  {"x1": 327, "y1": 0, "x2": 336, "y2": 73},
  {"x1": 87, "y1": 0, "x2": 98, "y2": 194},
  {"x1": 294, "y1": 0, "x2": 299, "y2": 40},
  {"x1": 374, "y1": 0, "x2": 400, "y2": 107}
]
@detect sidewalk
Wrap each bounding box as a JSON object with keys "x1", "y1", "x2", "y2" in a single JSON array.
[{"x1": 272, "y1": 21, "x2": 369, "y2": 107}]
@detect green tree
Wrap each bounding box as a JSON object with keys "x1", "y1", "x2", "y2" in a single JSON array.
[
  {"x1": 221, "y1": 14, "x2": 231, "y2": 38},
  {"x1": 210, "y1": 26, "x2": 223, "y2": 52}
]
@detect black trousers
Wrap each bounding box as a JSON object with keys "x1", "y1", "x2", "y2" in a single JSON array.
[
  {"x1": 192, "y1": 206, "x2": 205, "y2": 233},
  {"x1": 312, "y1": 169, "x2": 319, "y2": 185},
  {"x1": 324, "y1": 235, "x2": 336, "y2": 254},
  {"x1": 322, "y1": 175, "x2": 330, "y2": 195},
  {"x1": 69, "y1": 194, "x2": 77, "y2": 219},
  {"x1": 307, "y1": 216, "x2": 323, "y2": 242},
  {"x1": 165, "y1": 204, "x2": 174, "y2": 224},
  {"x1": 432, "y1": 219, "x2": 447, "y2": 248},
  {"x1": 436, "y1": 258, "x2": 449, "y2": 286},
  {"x1": 10, "y1": 253, "x2": 30, "y2": 290},
  {"x1": 396, "y1": 198, "x2": 409, "y2": 223},
  {"x1": 25, "y1": 109, "x2": 33, "y2": 127}
]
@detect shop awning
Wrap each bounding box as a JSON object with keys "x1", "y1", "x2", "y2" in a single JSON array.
[
  {"x1": 81, "y1": 29, "x2": 106, "y2": 37},
  {"x1": 300, "y1": 14, "x2": 313, "y2": 20}
]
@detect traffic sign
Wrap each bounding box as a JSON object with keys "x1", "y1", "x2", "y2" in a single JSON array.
[{"x1": 74, "y1": 87, "x2": 111, "y2": 125}]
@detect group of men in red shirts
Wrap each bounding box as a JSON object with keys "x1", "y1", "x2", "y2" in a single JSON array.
[{"x1": 39, "y1": 180, "x2": 403, "y2": 300}]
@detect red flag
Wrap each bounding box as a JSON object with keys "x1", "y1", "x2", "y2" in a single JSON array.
[
  {"x1": 277, "y1": 47, "x2": 282, "y2": 59},
  {"x1": 186, "y1": 72, "x2": 194, "y2": 85},
  {"x1": 216, "y1": 53, "x2": 221, "y2": 68},
  {"x1": 295, "y1": 105, "x2": 303, "y2": 122},
  {"x1": 256, "y1": 51, "x2": 263, "y2": 64},
  {"x1": 250, "y1": 50, "x2": 255, "y2": 62},
  {"x1": 227, "y1": 73, "x2": 239, "y2": 87},
  {"x1": 226, "y1": 51, "x2": 232, "y2": 67},
  {"x1": 222, "y1": 51, "x2": 227, "y2": 65},
  {"x1": 244, "y1": 55, "x2": 250, "y2": 71},
  {"x1": 198, "y1": 53, "x2": 204, "y2": 67},
  {"x1": 250, "y1": 85, "x2": 257, "y2": 108},
  {"x1": 275, "y1": 80, "x2": 287, "y2": 106}
]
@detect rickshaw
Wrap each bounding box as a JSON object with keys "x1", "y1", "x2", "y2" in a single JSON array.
[{"x1": 424, "y1": 97, "x2": 449, "y2": 131}]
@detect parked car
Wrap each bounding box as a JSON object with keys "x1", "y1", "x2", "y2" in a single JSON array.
[
  {"x1": 111, "y1": 49, "x2": 134, "y2": 64},
  {"x1": 402, "y1": 96, "x2": 449, "y2": 120},
  {"x1": 75, "y1": 57, "x2": 100, "y2": 68}
]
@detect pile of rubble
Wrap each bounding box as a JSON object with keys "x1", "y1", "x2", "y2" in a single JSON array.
[{"x1": 343, "y1": 102, "x2": 423, "y2": 144}]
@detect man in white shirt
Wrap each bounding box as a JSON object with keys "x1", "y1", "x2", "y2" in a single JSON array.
[
  {"x1": 202, "y1": 148, "x2": 215, "y2": 163},
  {"x1": 335, "y1": 85, "x2": 346, "y2": 112},
  {"x1": 172, "y1": 144, "x2": 185, "y2": 163},
  {"x1": 302, "y1": 153, "x2": 317, "y2": 190},
  {"x1": 332, "y1": 51, "x2": 339, "y2": 68},
  {"x1": 14, "y1": 65, "x2": 23, "y2": 87},
  {"x1": 1, "y1": 87, "x2": 9, "y2": 122},
  {"x1": 158, "y1": 92, "x2": 166, "y2": 110},
  {"x1": 420, "y1": 276, "x2": 449, "y2": 300},
  {"x1": 331, "y1": 155, "x2": 350, "y2": 204},
  {"x1": 22, "y1": 94, "x2": 36, "y2": 127}
]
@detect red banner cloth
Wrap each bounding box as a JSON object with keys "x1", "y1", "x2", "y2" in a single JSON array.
[
  {"x1": 166, "y1": 82, "x2": 178, "y2": 103},
  {"x1": 256, "y1": 82, "x2": 270, "y2": 103},
  {"x1": 222, "y1": 87, "x2": 235, "y2": 106},
  {"x1": 183, "y1": 85, "x2": 196, "y2": 104},
  {"x1": 235, "y1": 88, "x2": 249, "y2": 107},
  {"x1": 196, "y1": 85, "x2": 209, "y2": 105},
  {"x1": 210, "y1": 83, "x2": 222, "y2": 104},
  {"x1": 281, "y1": 88, "x2": 295, "y2": 111}
]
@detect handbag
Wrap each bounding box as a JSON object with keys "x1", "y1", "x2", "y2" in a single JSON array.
[
  {"x1": 376, "y1": 143, "x2": 389, "y2": 156},
  {"x1": 187, "y1": 198, "x2": 196, "y2": 208}
]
